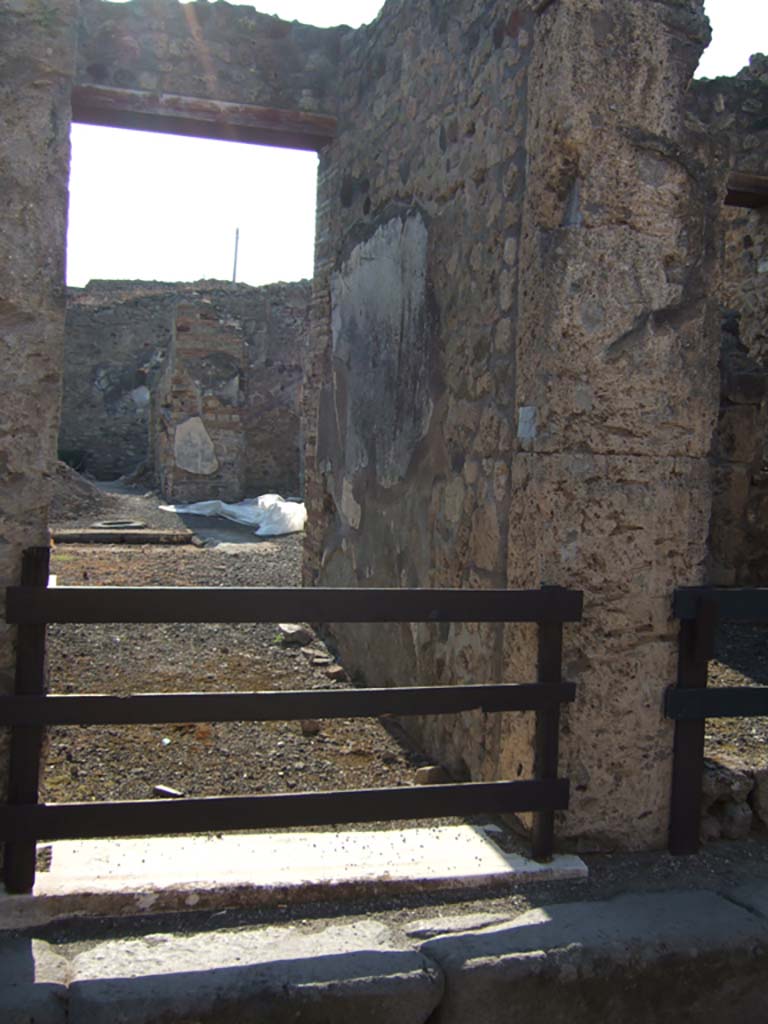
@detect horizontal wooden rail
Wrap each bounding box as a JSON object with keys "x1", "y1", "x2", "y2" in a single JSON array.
[
  {"x1": 0, "y1": 683, "x2": 576, "y2": 726},
  {"x1": 0, "y1": 779, "x2": 570, "y2": 842},
  {"x1": 6, "y1": 586, "x2": 584, "y2": 626},
  {"x1": 725, "y1": 172, "x2": 768, "y2": 210},
  {"x1": 666, "y1": 686, "x2": 768, "y2": 721},
  {"x1": 674, "y1": 587, "x2": 768, "y2": 622},
  {"x1": 2, "y1": 556, "x2": 583, "y2": 890}
]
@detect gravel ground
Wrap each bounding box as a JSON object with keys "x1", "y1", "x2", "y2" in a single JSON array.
[
  {"x1": 44, "y1": 539, "x2": 442, "y2": 807},
  {"x1": 707, "y1": 623, "x2": 768, "y2": 770},
  {"x1": 48, "y1": 470, "x2": 768, "y2": 792}
]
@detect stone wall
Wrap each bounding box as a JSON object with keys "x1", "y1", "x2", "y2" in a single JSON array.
[
  {"x1": 689, "y1": 55, "x2": 768, "y2": 183},
  {"x1": 0, "y1": 0, "x2": 752, "y2": 859},
  {"x1": 691, "y1": 56, "x2": 768, "y2": 585},
  {"x1": 61, "y1": 279, "x2": 310, "y2": 497},
  {"x1": 62, "y1": 283, "x2": 175, "y2": 478},
  {"x1": 304, "y1": 0, "x2": 535, "y2": 787},
  {"x1": 304, "y1": 0, "x2": 723, "y2": 851},
  {"x1": 76, "y1": 0, "x2": 343, "y2": 115},
  {"x1": 707, "y1": 312, "x2": 768, "y2": 585},
  {"x1": 714, "y1": 209, "x2": 768, "y2": 584},
  {"x1": 1, "y1": 0, "x2": 327, "y2": 878},
  {"x1": 0, "y1": 0, "x2": 78, "y2": 848}
]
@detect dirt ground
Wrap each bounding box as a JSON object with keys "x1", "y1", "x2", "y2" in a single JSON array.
[
  {"x1": 44, "y1": 540, "x2": 438, "y2": 806},
  {"x1": 708, "y1": 623, "x2": 768, "y2": 770},
  {"x1": 44, "y1": 471, "x2": 507, "y2": 841}
]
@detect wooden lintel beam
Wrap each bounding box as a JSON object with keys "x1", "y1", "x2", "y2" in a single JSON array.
[{"x1": 71, "y1": 85, "x2": 337, "y2": 153}]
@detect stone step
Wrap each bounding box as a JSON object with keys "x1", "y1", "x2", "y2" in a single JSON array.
[{"x1": 4, "y1": 886, "x2": 768, "y2": 1023}]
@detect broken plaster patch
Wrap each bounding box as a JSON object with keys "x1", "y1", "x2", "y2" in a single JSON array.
[
  {"x1": 330, "y1": 211, "x2": 434, "y2": 489},
  {"x1": 341, "y1": 477, "x2": 362, "y2": 529},
  {"x1": 174, "y1": 417, "x2": 219, "y2": 476},
  {"x1": 517, "y1": 406, "x2": 538, "y2": 442},
  {"x1": 130, "y1": 385, "x2": 150, "y2": 408}
]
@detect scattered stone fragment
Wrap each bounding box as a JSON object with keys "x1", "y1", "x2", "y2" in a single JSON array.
[
  {"x1": 482, "y1": 824, "x2": 504, "y2": 837},
  {"x1": 720, "y1": 801, "x2": 754, "y2": 840},
  {"x1": 300, "y1": 719, "x2": 321, "y2": 737},
  {"x1": 300, "y1": 645, "x2": 328, "y2": 659},
  {"x1": 153, "y1": 785, "x2": 184, "y2": 798},
  {"x1": 700, "y1": 814, "x2": 721, "y2": 842},
  {"x1": 415, "y1": 765, "x2": 450, "y2": 785},
  {"x1": 326, "y1": 664, "x2": 348, "y2": 681},
  {"x1": 312, "y1": 655, "x2": 334, "y2": 667},
  {"x1": 278, "y1": 623, "x2": 315, "y2": 645},
  {"x1": 702, "y1": 758, "x2": 752, "y2": 806},
  {"x1": 701, "y1": 759, "x2": 756, "y2": 841}
]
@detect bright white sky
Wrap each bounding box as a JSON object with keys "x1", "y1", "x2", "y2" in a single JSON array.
[{"x1": 66, "y1": 0, "x2": 768, "y2": 289}]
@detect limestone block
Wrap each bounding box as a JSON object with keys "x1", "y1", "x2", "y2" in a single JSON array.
[
  {"x1": 701, "y1": 760, "x2": 755, "y2": 841},
  {"x1": 419, "y1": 891, "x2": 768, "y2": 1024},
  {"x1": 173, "y1": 417, "x2": 219, "y2": 476},
  {"x1": 68, "y1": 921, "x2": 442, "y2": 1024},
  {"x1": 0, "y1": 937, "x2": 69, "y2": 1024},
  {"x1": 504, "y1": 452, "x2": 711, "y2": 849},
  {"x1": 515, "y1": 224, "x2": 719, "y2": 459},
  {"x1": 702, "y1": 758, "x2": 753, "y2": 806}
]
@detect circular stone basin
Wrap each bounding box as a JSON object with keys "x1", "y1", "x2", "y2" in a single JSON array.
[{"x1": 91, "y1": 520, "x2": 147, "y2": 530}]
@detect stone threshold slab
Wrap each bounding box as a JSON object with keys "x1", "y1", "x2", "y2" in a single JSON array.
[{"x1": 0, "y1": 825, "x2": 587, "y2": 928}]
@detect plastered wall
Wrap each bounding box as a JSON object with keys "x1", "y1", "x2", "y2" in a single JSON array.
[{"x1": 305, "y1": 0, "x2": 723, "y2": 850}]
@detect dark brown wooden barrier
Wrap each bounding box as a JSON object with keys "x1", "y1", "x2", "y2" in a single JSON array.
[
  {"x1": 1, "y1": 546, "x2": 583, "y2": 893},
  {"x1": 668, "y1": 587, "x2": 768, "y2": 854}
]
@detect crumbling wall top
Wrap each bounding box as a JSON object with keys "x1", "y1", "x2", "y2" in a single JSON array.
[
  {"x1": 76, "y1": 0, "x2": 345, "y2": 114},
  {"x1": 689, "y1": 54, "x2": 768, "y2": 175}
]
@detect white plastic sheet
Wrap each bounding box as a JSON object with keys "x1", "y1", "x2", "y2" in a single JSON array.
[{"x1": 160, "y1": 493, "x2": 307, "y2": 537}]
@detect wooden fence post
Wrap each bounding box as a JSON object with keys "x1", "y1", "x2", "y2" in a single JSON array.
[
  {"x1": 668, "y1": 596, "x2": 718, "y2": 855},
  {"x1": 532, "y1": 589, "x2": 565, "y2": 861},
  {"x1": 3, "y1": 546, "x2": 50, "y2": 893}
]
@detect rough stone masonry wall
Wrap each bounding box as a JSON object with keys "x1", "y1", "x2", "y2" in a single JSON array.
[
  {"x1": 153, "y1": 297, "x2": 248, "y2": 503},
  {"x1": 504, "y1": 0, "x2": 721, "y2": 850},
  {"x1": 304, "y1": 0, "x2": 534, "y2": 784},
  {"x1": 76, "y1": 0, "x2": 343, "y2": 114},
  {"x1": 62, "y1": 282, "x2": 176, "y2": 478},
  {"x1": 0, "y1": 0, "x2": 336, "y2": 870},
  {"x1": 0, "y1": 0, "x2": 78, "y2": 846},
  {"x1": 690, "y1": 57, "x2": 768, "y2": 584},
  {"x1": 61, "y1": 280, "x2": 310, "y2": 495},
  {"x1": 305, "y1": 0, "x2": 722, "y2": 850}
]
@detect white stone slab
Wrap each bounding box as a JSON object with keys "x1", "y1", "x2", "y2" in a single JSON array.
[{"x1": 0, "y1": 826, "x2": 587, "y2": 928}]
